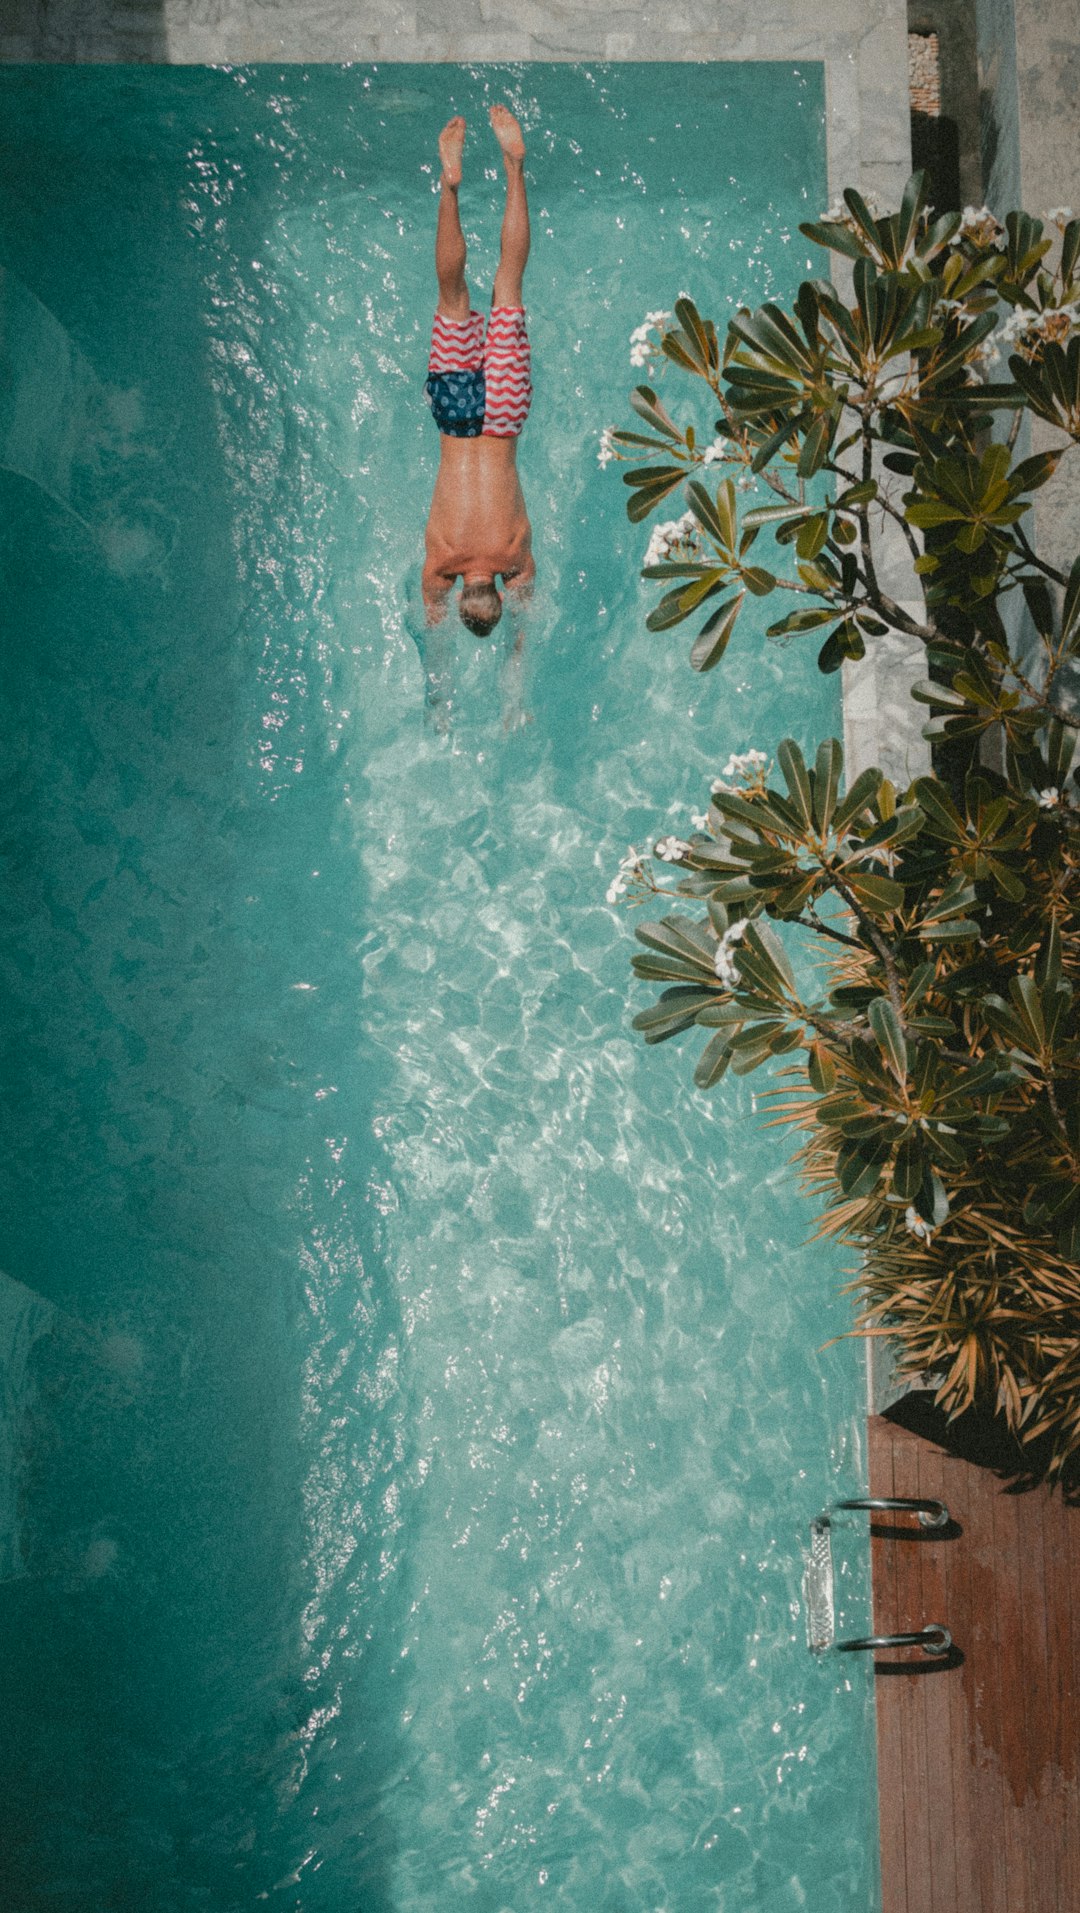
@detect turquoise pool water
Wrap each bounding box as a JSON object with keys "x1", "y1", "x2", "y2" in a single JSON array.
[{"x1": 0, "y1": 64, "x2": 879, "y2": 1911}]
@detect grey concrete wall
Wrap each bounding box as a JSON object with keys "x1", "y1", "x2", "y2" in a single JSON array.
[
  {"x1": 975, "y1": 0, "x2": 1022, "y2": 213},
  {"x1": 1011, "y1": 0, "x2": 1080, "y2": 582}
]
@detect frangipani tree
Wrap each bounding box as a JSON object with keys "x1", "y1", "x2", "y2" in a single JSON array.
[{"x1": 603, "y1": 174, "x2": 1080, "y2": 1481}]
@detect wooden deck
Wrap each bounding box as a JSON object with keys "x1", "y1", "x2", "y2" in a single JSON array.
[{"x1": 868, "y1": 1413, "x2": 1080, "y2": 1913}]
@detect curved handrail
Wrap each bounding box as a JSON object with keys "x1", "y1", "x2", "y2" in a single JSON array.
[
  {"x1": 832, "y1": 1495, "x2": 950, "y2": 1530},
  {"x1": 836, "y1": 1625, "x2": 953, "y2": 1659}
]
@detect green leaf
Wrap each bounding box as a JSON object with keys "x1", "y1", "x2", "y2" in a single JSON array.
[
  {"x1": 817, "y1": 620, "x2": 865, "y2": 673},
  {"x1": 645, "y1": 585, "x2": 698, "y2": 632},
  {"x1": 631, "y1": 954, "x2": 711, "y2": 984},
  {"x1": 908, "y1": 1168, "x2": 948, "y2": 1228},
  {"x1": 918, "y1": 917, "x2": 981, "y2": 941},
  {"x1": 634, "y1": 918, "x2": 717, "y2": 969},
  {"x1": 892, "y1": 1130, "x2": 927, "y2": 1201},
  {"x1": 835, "y1": 480, "x2": 878, "y2": 509},
  {"x1": 742, "y1": 502, "x2": 807, "y2": 530},
  {"x1": 690, "y1": 593, "x2": 745, "y2": 672},
  {"x1": 1009, "y1": 972, "x2": 1045, "y2": 1046},
  {"x1": 798, "y1": 218, "x2": 867, "y2": 261},
  {"x1": 740, "y1": 566, "x2": 776, "y2": 596},
  {"x1": 627, "y1": 472, "x2": 686, "y2": 522},
  {"x1": 776, "y1": 738, "x2": 813, "y2": 825},
  {"x1": 744, "y1": 919, "x2": 797, "y2": 994},
  {"x1": 796, "y1": 512, "x2": 829, "y2": 560},
  {"x1": 629, "y1": 385, "x2": 683, "y2": 441},
  {"x1": 674, "y1": 296, "x2": 716, "y2": 374},
  {"x1": 807, "y1": 1042, "x2": 836, "y2": 1093},
  {"x1": 693, "y1": 1028, "x2": 733, "y2": 1088},
  {"x1": 867, "y1": 996, "x2": 908, "y2": 1080},
  {"x1": 836, "y1": 1138, "x2": 891, "y2": 1198},
  {"x1": 813, "y1": 737, "x2": 843, "y2": 833},
  {"x1": 685, "y1": 478, "x2": 729, "y2": 549},
  {"x1": 1008, "y1": 449, "x2": 1062, "y2": 495},
  {"x1": 1062, "y1": 553, "x2": 1080, "y2": 644},
  {"x1": 833, "y1": 767, "x2": 884, "y2": 832},
  {"x1": 797, "y1": 413, "x2": 833, "y2": 478},
  {"x1": 845, "y1": 869, "x2": 906, "y2": 912},
  {"x1": 766, "y1": 606, "x2": 837, "y2": 637},
  {"x1": 632, "y1": 988, "x2": 721, "y2": 1044},
  {"x1": 691, "y1": 1033, "x2": 734, "y2": 1094},
  {"x1": 913, "y1": 776, "x2": 967, "y2": 840}
]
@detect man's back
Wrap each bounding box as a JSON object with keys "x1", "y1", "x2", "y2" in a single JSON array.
[{"x1": 425, "y1": 435, "x2": 531, "y2": 584}]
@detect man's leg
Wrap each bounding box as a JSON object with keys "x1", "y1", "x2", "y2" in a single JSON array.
[
  {"x1": 489, "y1": 106, "x2": 529, "y2": 308},
  {"x1": 436, "y1": 117, "x2": 470, "y2": 318}
]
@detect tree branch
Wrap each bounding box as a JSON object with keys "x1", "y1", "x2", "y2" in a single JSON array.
[{"x1": 1014, "y1": 521, "x2": 1070, "y2": 588}]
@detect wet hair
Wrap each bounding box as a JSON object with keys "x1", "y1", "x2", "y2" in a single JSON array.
[{"x1": 459, "y1": 581, "x2": 503, "y2": 636}]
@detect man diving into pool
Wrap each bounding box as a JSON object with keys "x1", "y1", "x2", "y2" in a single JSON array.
[{"x1": 421, "y1": 104, "x2": 535, "y2": 645}]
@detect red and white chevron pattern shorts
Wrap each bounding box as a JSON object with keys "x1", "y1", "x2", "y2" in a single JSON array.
[{"x1": 427, "y1": 305, "x2": 533, "y2": 438}]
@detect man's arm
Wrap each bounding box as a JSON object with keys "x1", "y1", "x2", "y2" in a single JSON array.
[
  {"x1": 421, "y1": 556, "x2": 454, "y2": 623},
  {"x1": 503, "y1": 551, "x2": 535, "y2": 600}
]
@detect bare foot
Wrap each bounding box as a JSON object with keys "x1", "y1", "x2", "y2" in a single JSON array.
[
  {"x1": 438, "y1": 115, "x2": 465, "y2": 187},
  {"x1": 489, "y1": 104, "x2": 525, "y2": 163}
]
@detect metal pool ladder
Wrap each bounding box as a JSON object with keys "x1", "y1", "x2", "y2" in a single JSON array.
[{"x1": 804, "y1": 1497, "x2": 953, "y2": 1659}]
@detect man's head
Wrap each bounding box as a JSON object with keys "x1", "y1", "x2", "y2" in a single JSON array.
[{"x1": 459, "y1": 578, "x2": 503, "y2": 636}]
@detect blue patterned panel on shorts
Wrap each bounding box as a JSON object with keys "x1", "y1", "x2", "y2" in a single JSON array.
[{"x1": 425, "y1": 369, "x2": 486, "y2": 437}]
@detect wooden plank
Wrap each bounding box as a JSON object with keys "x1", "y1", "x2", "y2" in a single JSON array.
[
  {"x1": 956, "y1": 1442, "x2": 1007, "y2": 1913},
  {"x1": 989, "y1": 1471, "x2": 1030, "y2": 1910},
  {"x1": 1041, "y1": 1483, "x2": 1080, "y2": 1908},
  {"x1": 867, "y1": 1411, "x2": 1080, "y2": 1913},
  {"x1": 909, "y1": 1440, "x2": 957, "y2": 1913},
  {"x1": 1015, "y1": 1478, "x2": 1053, "y2": 1912},
  {"x1": 892, "y1": 1459, "x2": 934, "y2": 1913},
  {"x1": 937, "y1": 1446, "x2": 976, "y2": 1913},
  {"x1": 869, "y1": 1419, "x2": 908, "y2": 1913}
]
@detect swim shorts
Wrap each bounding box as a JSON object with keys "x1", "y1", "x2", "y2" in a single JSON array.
[{"x1": 425, "y1": 306, "x2": 533, "y2": 439}]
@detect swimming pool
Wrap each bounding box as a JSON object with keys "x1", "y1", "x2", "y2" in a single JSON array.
[{"x1": 0, "y1": 63, "x2": 879, "y2": 1910}]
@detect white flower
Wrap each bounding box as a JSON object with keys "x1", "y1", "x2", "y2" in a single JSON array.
[
  {"x1": 1047, "y1": 207, "x2": 1075, "y2": 228},
  {"x1": 1037, "y1": 786, "x2": 1061, "y2": 808},
  {"x1": 959, "y1": 204, "x2": 1007, "y2": 251},
  {"x1": 654, "y1": 835, "x2": 688, "y2": 862},
  {"x1": 904, "y1": 1205, "x2": 935, "y2": 1242},
  {"x1": 628, "y1": 311, "x2": 670, "y2": 370},
  {"x1": 713, "y1": 917, "x2": 749, "y2": 987},
  {"x1": 690, "y1": 811, "x2": 710, "y2": 831},
  {"x1": 721, "y1": 747, "x2": 769, "y2": 780},
  {"x1": 996, "y1": 302, "x2": 1080, "y2": 359},
  {"x1": 643, "y1": 510, "x2": 698, "y2": 569},
  {"x1": 701, "y1": 435, "x2": 729, "y2": 466},
  {"x1": 598, "y1": 426, "x2": 617, "y2": 468},
  {"x1": 605, "y1": 844, "x2": 646, "y2": 905}
]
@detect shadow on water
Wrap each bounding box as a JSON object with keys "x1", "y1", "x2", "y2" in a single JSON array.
[{"x1": 0, "y1": 68, "x2": 404, "y2": 1909}]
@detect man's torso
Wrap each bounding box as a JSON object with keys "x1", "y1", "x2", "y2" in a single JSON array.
[{"x1": 425, "y1": 435, "x2": 531, "y2": 578}]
